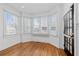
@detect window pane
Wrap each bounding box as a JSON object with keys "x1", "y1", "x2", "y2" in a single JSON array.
[
  {"x1": 41, "y1": 16, "x2": 48, "y2": 33},
  {"x1": 4, "y1": 11, "x2": 17, "y2": 35},
  {"x1": 48, "y1": 15, "x2": 57, "y2": 36},
  {"x1": 23, "y1": 17, "x2": 31, "y2": 33},
  {"x1": 32, "y1": 17, "x2": 40, "y2": 34}
]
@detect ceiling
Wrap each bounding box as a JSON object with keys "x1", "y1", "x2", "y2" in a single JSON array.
[{"x1": 4, "y1": 3, "x2": 63, "y2": 16}]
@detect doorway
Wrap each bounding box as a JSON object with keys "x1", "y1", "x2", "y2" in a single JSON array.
[{"x1": 64, "y1": 4, "x2": 74, "y2": 56}]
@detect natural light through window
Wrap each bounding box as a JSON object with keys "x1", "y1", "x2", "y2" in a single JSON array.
[{"x1": 4, "y1": 11, "x2": 17, "y2": 35}]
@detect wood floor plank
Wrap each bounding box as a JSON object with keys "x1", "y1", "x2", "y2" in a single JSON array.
[{"x1": 0, "y1": 41, "x2": 66, "y2": 56}]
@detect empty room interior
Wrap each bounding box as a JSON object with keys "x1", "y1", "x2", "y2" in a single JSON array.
[{"x1": 0, "y1": 3, "x2": 79, "y2": 56}]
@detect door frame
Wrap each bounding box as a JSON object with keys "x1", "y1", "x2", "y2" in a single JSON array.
[{"x1": 64, "y1": 4, "x2": 76, "y2": 56}]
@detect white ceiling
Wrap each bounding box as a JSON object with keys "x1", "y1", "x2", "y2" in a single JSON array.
[{"x1": 4, "y1": 3, "x2": 63, "y2": 16}]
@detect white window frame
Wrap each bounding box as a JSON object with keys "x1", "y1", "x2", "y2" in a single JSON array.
[{"x1": 4, "y1": 10, "x2": 18, "y2": 35}]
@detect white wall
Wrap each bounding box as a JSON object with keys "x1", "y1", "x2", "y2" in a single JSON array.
[
  {"x1": 0, "y1": 4, "x2": 21, "y2": 51},
  {"x1": 0, "y1": 5, "x2": 4, "y2": 51},
  {"x1": 76, "y1": 3, "x2": 79, "y2": 56}
]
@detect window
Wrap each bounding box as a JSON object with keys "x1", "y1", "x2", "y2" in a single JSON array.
[
  {"x1": 23, "y1": 17, "x2": 31, "y2": 33},
  {"x1": 32, "y1": 17, "x2": 40, "y2": 33},
  {"x1": 4, "y1": 11, "x2": 18, "y2": 35},
  {"x1": 32, "y1": 17, "x2": 48, "y2": 35},
  {"x1": 48, "y1": 15, "x2": 57, "y2": 36},
  {"x1": 32, "y1": 16, "x2": 57, "y2": 35},
  {"x1": 41, "y1": 16, "x2": 48, "y2": 33}
]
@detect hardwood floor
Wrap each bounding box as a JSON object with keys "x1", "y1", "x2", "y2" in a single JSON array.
[{"x1": 0, "y1": 41, "x2": 66, "y2": 56}]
